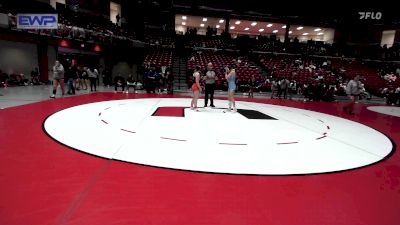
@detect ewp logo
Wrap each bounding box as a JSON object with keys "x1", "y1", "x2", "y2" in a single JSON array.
[
  {"x1": 17, "y1": 14, "x2": 58, "y2": 29},
  {"x1": 359, "y1": 12, "x2": 382, "y2": 20}
]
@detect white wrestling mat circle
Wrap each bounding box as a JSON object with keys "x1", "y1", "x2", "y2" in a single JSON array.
[{"x1": 44, "y1": 98, "x2": 393, "y2": 175}]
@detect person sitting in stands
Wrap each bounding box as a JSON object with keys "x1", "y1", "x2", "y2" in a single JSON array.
[
  {"x1": 13, "y1": 73, "x2": 28, "y2": 86},
  {"x1": 322, "y1": 86, "x2": 336, "y2": 102},
  {"x1": 135, "y1": 80, "x2": 143, "y2": 90},
  {"x1": 30, "y1": 67, "x2": 41, "y2": 85},
  {"x1": 114, "y1": 75, "x2": 125, "y2": 92},
  {"x1": 126, "y1": 75, "x2": 135, "y2": 93},
  {"x1": 0, "y1": 70, "x2": 8, "y2": 87}
]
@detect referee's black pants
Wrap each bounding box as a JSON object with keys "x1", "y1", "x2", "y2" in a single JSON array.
[{"x1": 204, "y1": 83, "x2": 215, "y2": 106}]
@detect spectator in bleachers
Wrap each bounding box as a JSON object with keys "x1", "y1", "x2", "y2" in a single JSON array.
[
  {"x1": 313, "y1": 80, "x2": 325, "y2": 101},
  {"x1": 322, "y1": 86, "x2": 336, "y2": 102},
  {"x1": 384, "y1": 73, "x2": 397, "y2": 82},
  {"x1": 116, "y1": 14, "x2": 120, "y2": 24},
  {"x1": 385, "y1": 87, "x2": 397, "y2": 105},
  {"x1": 13, "y1": 73, "x2": 24, "y2": 86},
  {"x1": 359, "y1": 81, "x2": 371, "y2": 100},
  {"x1": 0, "y1": 70, "x2": 8, "y2": 87},
  {"x1": 50, "y1": 60, "x2": 65, "y2": 98},
  {"x1": 7, "y1": 73, "x2": 17, "y2": 86},
  {"x1": 288, "y1": 80, "x2": 297, "y2": 99},
  {"x1": 203, "y1": 63, "x2": 216, "y2": 107},
  {"x1": 161, "y1": 66, "x2": 167, "y2": 76},
  {"x1": 303, "y1": 82, "x2": 314, "y2": 101},
  {"x1": 126, "y1": 75, "x2": 135, "y2": 93},
  {"x1": 136, "y1": 80, "x2": 143, "y2": 90}
]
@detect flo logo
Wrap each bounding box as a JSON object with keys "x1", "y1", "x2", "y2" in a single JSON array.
[{"x1": 359, "y1": 12, "x2": 382, "y2": 20}]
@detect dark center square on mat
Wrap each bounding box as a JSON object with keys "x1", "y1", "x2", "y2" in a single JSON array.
[
  {"x1": 152, "y1": 107, "x2": 185, "y2": 117},
  {"x1": 237, "y1": 109, "x2": 277, "y2": 120}
]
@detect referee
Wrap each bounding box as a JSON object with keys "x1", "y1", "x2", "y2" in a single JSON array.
[{"x1": 203, "y1": 62, "x2": 216, "y2": 107}]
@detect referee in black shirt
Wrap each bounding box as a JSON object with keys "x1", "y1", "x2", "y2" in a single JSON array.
[{"x1": 203, "y1": 62, "x2": 216, "y2": 107}]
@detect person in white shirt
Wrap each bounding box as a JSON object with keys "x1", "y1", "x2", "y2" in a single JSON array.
[
  {"x1": 50, "y1": 60, "x2": 65, "y2": 98},
  {"x1": 161, "y1": 66, "x2": 166, "y2": 75},
  {"x1": 396, "y1": 86, "x2": 400, "y2": 94},
  {"x1": 87, "y1": 68, "x2": 98, "y2": 92},
  {"x1": 343, "y1": 76, "x2": 361, "y2": 114},
  {"x1": 135, "y1": 81, "x2": 143, "y2": 90},
  {"x1": 271, "y1": 79, "x2": 278, "y2": 99}
]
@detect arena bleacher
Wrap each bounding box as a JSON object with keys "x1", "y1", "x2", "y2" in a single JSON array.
[{"x1": 0, "y1": 0, "x2": 399, "y2": 101}]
